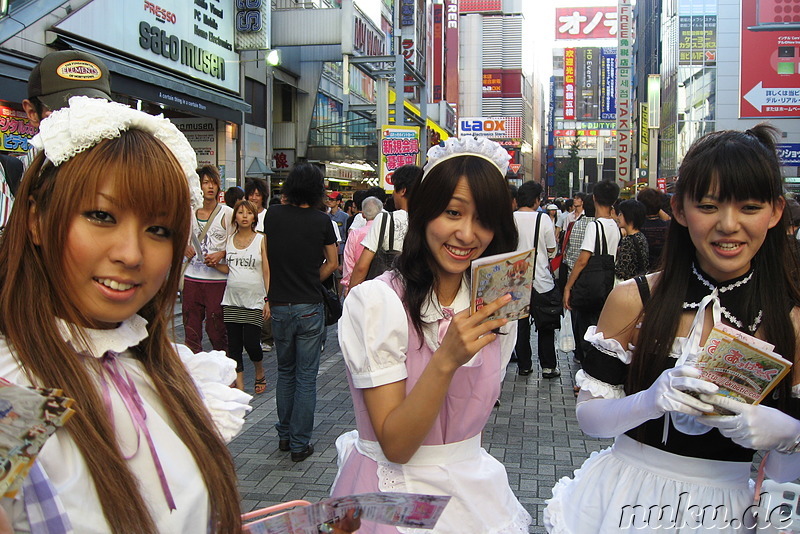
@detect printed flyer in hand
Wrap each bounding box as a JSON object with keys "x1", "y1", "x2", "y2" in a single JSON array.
[
  {"x1": 0, "y1": 378, "x2": 75, "y2": 497},
  {"x1": 244, "y1": 492, "x2": 450, "y2": 534},
  {"x1": 470, "y1": 249, "x2": 535, "y2": 321},
  {"x1": 691, "y1": 323, "x2": 792, "y2": 415}
]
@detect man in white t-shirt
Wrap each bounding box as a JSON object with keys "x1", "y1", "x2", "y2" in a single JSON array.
[
  {"x1": 563, "y1": 181, "x2": 620, "y2": 363},
  {"x1": 182, "y1": 166, "x2": 234, "y2": 353},
  {"x1": 513, "y1": 181, "x2": 559, "y2": 378},
  {"x1": 348, "y1": 165, "x2": 422, "y2": 289}
]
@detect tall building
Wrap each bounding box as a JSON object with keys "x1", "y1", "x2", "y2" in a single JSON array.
[
  {"x1": 454, "y1": 0, "x2": 543, "y2": 182},
  {"x1": 637, "y1": 0, "x2": 800, "y2": 190}
]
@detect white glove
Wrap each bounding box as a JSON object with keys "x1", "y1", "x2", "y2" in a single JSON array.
[
  {"x1": 697, "y1": 394, "x2": 800, "y2": 451},
  {"x1": 576, "y1": 365, "x2": 718, "y2": 438},
  {"x1": 642, "y1": 365, "x2": 720, "y2": 417}
]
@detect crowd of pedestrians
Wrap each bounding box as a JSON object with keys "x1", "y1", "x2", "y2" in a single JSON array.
[{"x1": 0, "y1": 49, "x2": 799, "y2": 534}]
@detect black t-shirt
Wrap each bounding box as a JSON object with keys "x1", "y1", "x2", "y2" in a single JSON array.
[{"x1": 264, "y1": 204, "x2": 336, "y2": 304}]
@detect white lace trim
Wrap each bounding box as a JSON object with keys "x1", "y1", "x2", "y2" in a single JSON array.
[
  {"x1": 176, "y1": 346, "x2": 252, "y2": 443},
  {"x1": 684, "y1": 264, "x2": 762, "y2": 332},
  {"x1": 423, "y1": 136, "x2": 511, "y2": 179},
  {"x1": 575, "y1": 369, "x2": 625, "y2": 399},
  {"x1": 31, "y1": 96, "x2": 203, "y2": 210},
  {"x1": 584, "y1": 326, "x2": 633, "y2": 364},
  {"x1": 56, "y1": 314, "x2": 149, "y2": 358}
]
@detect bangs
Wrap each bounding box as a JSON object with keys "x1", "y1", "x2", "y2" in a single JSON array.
[
  {"x1": 679, "y1": 133, "x2": 782, "y2": 204},
  {"x1": 461, "y1": 157, "x2": 511, "y2": 235},
  {"x1": 58, "y1": 129, "x2": 190, "y2": 240}
]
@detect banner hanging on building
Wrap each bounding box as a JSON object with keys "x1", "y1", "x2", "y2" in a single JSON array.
[
  {"x1": 615, "y1": 0, "x2": 633, "y2": 183},
  {"x1": 564, "y1": 48, "x2": 576, "y2": 120},
  {"x1": 599, "y1": 47, "x2": 616, "y2": 120},
  {"x1": 380, "y1": 125, "x2": 420, "y2": 191},
  {"x1": 0, "y1": 107, "x2": 36, "y2": 153},
  {"x1": 740, "y1": 0, "x2": 800, "y2": 117}
]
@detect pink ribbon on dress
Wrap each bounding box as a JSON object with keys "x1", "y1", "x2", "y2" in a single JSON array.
[
  {"x1": 437, "y1": 308, "x2": 455, "y2": 345},
  {"x1": 99, "y1": 351, "x2": 177, "y2": 511}
]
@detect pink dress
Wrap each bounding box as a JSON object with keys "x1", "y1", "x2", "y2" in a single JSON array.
[{"x1": 332, "y1": 273, "x2": 531, "y2": 533}]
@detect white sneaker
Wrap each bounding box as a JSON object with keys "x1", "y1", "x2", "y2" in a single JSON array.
[
  {"x1": 260, "y1": 343, "x2": 272, "y2": 352},
  {"x1": 542, "y1": 368, "x2": 561, "y2": 379}
]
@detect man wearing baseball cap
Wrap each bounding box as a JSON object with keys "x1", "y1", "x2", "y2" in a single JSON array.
[
  {"x1": 3, "y1": 50, "x2": 114, "y2": 223},
  {"x1": 23, "y1": 50, "x2": 112, "y2": 128}
]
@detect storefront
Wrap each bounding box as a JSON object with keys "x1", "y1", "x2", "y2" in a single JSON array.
[{"x1": 0, "y1": 0, "x2": 250, "y2": 187}]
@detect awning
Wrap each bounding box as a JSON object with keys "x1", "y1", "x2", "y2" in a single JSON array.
[{"x1": 56, "y1": 37, "x2": 250, "y2": 124}]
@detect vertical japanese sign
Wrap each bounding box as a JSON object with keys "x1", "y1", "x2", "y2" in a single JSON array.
[
  {"x1": 444, "y1": 0, "x2": 459, "y2": 105},
  {"x1": 577, "y1": 47, "x2": 599, "y2": 120},
  {"x1": 616, "y1": 0, "x2": 633, "y2": 184},
  {"x1": 599, "y1": 47, "x2": 616, "y2": 120},
  {"x1": 639, "y1": 103, "x2": 649, "y2": 170},
  {"x1": 433, "y1": 4, "x2": 444, "y2": 102},
  {"x1": 564, "y1": 48, "x2": 576, "y2": 120},
  {"x1": 380, "y1": 125, "x2": 420, "y2": 191},
  {"x1": 740, "y1": 0, "x2": 800, "y2": 117}
]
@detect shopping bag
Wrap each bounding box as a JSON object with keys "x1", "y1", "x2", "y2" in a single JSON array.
[{"x1": 558, "y1": 310, "x2": 575, "y2": 352}]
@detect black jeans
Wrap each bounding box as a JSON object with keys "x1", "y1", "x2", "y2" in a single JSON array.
[{"x1": 515, "y1": 317, "x2": 558, "y2": 371}]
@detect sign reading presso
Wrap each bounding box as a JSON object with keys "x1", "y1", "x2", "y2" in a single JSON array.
[{"x1": 53, "y1": 0, "x2": 239, "y2": 93}]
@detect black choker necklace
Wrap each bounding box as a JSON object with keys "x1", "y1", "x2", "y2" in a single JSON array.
[{"x1": 682, "y1": 263, "x2": 762, "y2": 333}]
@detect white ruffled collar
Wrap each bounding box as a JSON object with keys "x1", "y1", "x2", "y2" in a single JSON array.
[
  {"x1": 56, "y1": 315, "x2": 149, "y2": 359},
  {"x1": 420, "y1": 276, "x2": 470, "y2": 323}
]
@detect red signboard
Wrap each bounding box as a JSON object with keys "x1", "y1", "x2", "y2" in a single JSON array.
[
  {"x1": 460, "y1": 0, "x2": 502, "y2": 13},
  {"x1": 556, "y1": 7, "x2": 618, "y2": 40},
  {"x1": 740, "y1": 0, "x2": 800, "y2": 117},
  {"x1": 432, "y1": 4, "x2": 444, "y2": 102},
  {"x1": 445, "y1": 0, "x2": 459, "y2": 105},
  {"x1": 564, "y1": 48, "x2": 576, "y2": 120}
]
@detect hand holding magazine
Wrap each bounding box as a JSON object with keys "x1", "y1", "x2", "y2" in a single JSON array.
[
  {"x1": 470, "y1": 249, "x2": 535, "y2": 322},
  {"x1": 688, "y1": 323, "x2": 791, "y2": 415},
  {"x1": 0, "y1": 378, "x2": 74, "y2": 497}
]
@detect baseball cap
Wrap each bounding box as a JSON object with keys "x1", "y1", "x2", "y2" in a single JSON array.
[
  {"x1": 28, "y1": 50, "x2": 112, "y2": 111},
  {"x1": 546, "y1": 204, "x2": 559, "y2": 210},
  {"x1": 328, "y1": 191, "x2": 342, "y2": 200}
]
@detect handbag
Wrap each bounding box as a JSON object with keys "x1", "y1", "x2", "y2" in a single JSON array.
[
  {"x1": 530, "y1": 213, "x2": 563, "y2": 331},
  {"x1": 366, "y1": 212, "x2": 400, "y2": 280},
  {"x1": 570, "y1": 221, "x2": 616, "y2": 312},
  {"x1": 558, "y1": 310, "x2": 576, "y2": 352},
  {"x1": 318, "y1": 284, "x2": 342, "y2": 326}
]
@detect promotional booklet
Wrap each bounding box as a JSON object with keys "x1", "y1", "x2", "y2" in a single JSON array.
[
  {"x1": 690, "y1": 323, "x2": 792, "y2": 415},
  {"x1": 0, "y1": 378, "x2": 74, "y2": 497},
  {"x1": 470, "y1": 249, "x2": 535, "y2": 322},
  {"x1": 244, "y1": 492, "x2": 451, "y2": 534}
]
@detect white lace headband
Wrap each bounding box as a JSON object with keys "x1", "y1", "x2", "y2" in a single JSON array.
[
  {"x1": 30, "y1": 96, "x2": 203, "y2": 210},
  {"x1": 422, "y1": 136, "x2": 511, "y2": 180}
]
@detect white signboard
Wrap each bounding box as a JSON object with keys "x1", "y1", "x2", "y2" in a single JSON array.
[
  {"x1": 615, "y1": 0, "x2": 633, "y2": 184},
  {"x1": 171, "y1": 118, "x2": 217, "y2": 167},
  {"x1": 54, "y1": 0, "x2": 239, "y2": 93}
]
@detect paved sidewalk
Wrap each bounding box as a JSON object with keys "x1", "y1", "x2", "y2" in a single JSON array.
[{"x1": 172, "y1": 307, "x2": 610, "y2": 532}]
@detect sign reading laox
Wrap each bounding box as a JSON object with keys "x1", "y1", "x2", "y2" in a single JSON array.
[{"x1": 458, "y1": 117, "x2": 521, "y2": 138}]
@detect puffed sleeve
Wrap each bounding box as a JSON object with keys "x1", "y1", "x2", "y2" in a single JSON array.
[
  {"x1": 338, "y1": 279, "x2": 409, "y2": 389},
  {"x1": 174, "y1": 344, "x2": 252, "y2": 443},
  {"x1": 575, "y1": 326, "x2": 629, "y2": 399}
]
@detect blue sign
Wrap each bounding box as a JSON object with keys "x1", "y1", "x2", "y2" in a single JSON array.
[
  {"x1": 778, "y1": 143, "x2": 800, "y2": 166},
  {"x1": 600, "y1": 47, "x2": 616, "y2": 121}
]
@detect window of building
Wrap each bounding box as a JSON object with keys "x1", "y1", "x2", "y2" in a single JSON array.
[{"x1": 245, "y1": 78, "x2": 267, "y2": 129}]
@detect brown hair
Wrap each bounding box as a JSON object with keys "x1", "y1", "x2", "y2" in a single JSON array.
[
  {"x1": 198, "y1": 164, "x2": 222, "y2": 189},
  {"x1": 231, "y1": 199, "x2": 259, "y2": 230},
  {"x1": 0, "y1": 130, "x2": 241, "y2": 533}
]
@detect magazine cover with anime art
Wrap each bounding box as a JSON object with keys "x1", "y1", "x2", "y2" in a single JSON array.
[
  {"x1": 690, "y1": 323, "x2": 792, "y2": 415},
  {"x1": 470, "y1": 249, "x2": 535, "y2": 322},
  {"x1": 0, "y1": 378, "x2": 74, "y2": 497}
]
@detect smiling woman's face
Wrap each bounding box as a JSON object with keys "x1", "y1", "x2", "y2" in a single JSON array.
[
  {"x1": 426, "y1": 177, "x2": 495, "y2": 288},
  {"x1": 673, "y1": 190, "x2": 784, "y2": 281}
]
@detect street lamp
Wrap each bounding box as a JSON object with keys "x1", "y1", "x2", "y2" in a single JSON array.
[{"x1": 647, "y1": 74, "x2": 661, "y2": 190}]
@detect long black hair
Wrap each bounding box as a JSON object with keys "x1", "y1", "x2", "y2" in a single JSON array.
[
  {"x1": 628, "y1": 124, "x2": 799, "y2": 411},
  {"x1": 395, "y1": 155, "x2": 518, "y2": 337}
]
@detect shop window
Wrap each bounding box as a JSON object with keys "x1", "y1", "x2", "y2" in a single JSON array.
[
  {"x1": 281, "y1": 84, "x2": 293, "y2": 122},
  {"x1": 245, "y1": 78, "x2": 267, "y2": 129}
]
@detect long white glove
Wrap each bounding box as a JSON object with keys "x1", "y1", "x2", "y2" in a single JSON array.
[
  {"x1": 697, "y1": 394, "x2": 800, "y2": 451},
  {"x1": 577, "y1": 365, "x2": 719, "y2": 438}
]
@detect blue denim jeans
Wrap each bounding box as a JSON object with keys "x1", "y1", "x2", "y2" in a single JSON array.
[{"x1": 271, "y1": 302, "x2": 325, "y2": 452}]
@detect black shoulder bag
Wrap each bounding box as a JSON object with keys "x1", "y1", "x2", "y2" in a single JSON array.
[
  {"x1": 530, "y1": 213, "x2": 563, "y2": 331},
  {"x1": 366, "y1": 212, "x2": 400, "y2": 280},
  {"x1": 570, "y1": 221, "x2": 615, "y2": 312}
]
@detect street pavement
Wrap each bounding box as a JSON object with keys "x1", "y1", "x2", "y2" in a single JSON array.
[{"x1": 171, "y1": 305, "x2": 611, "y2": 532}]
